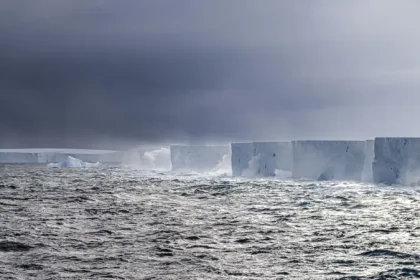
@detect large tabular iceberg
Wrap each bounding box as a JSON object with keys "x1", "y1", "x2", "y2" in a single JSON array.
[
  {"x1": 372, "y1": 137, "x2": 420, "y2": 185},
  {"x1": 170, "y1": 145, "x2": 230, "y2": 172},
  {"x1": 47, "y1": 156, "x2": 101, "y2": 168},
  {"x1": 0, "y1": 149, "x2": 121, "y2": 164},
  {"x1": 292, "y1": 140, "x2": 365, "y2": 181},
  {"x1": 231, "y1": 141, "x2": 292, "y2": 177},
  {"x1": 0, "y1": 152, "x2": 39, "y2": 163}
]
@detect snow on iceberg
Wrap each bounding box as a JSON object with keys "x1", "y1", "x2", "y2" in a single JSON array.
[
  {"x1": 292, "y1": 140, "x2": 365, "y2": 181},
  {"x1": 372, "y1": 137, "x2": 420, "y2": 185},
  {"x1": 47, "y1": 156, "x2": 101, "y2": 168}
]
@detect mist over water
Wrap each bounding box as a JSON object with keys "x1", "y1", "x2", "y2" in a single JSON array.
[
  {"x1": 208, "y1": 153, "x2": 232, "y2": 177},
  {"x1": 242, "y1": 155, "x2": 262, "y2": 177},
  {"x1": 121, "y1": 147, "x2": 172, "y2": 171}
]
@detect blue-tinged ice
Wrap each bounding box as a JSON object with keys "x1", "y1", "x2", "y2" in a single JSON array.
[
  {"x1": 47, "y1": 156, "x2": 101, "y2": 168},
  {"x1": 373, "y1": 137, "x2": 420, "y2": 185},
  {"x1": 292, "y1": 140, "x2": 365, "y2": 181},
  {"x1": 231, "y1": 142, "x2": 292, "y2": 177}
]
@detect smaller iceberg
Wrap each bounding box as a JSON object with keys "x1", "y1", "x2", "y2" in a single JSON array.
[{"x1": 47, "y1": 156, "x2": 101, "y2": 168}]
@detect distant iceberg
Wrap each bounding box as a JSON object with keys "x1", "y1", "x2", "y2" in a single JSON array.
[
  {"x1": 0, "y1": 148, "x2": 120, "y2": 164},
  {"x1": 47, "y1": 156, "x2": 101, "y2": 168}
]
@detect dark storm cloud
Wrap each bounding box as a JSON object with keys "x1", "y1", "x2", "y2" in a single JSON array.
[{"x1": 1, "y1": 0, "x2": 420, "y2": 148}]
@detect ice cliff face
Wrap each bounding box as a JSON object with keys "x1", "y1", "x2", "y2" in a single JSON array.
[
  {"x1": 231, "y1": 142, "x2": 292, "y2": 177},
  {"x1": 373, "y1": 137, "x2": 420, "y2": 185},
  {"x1": 0, "y1": 152, "x2": 39, "y2": 163},
  {"x1": 362, "y1": 140, "x2": 374, "y2": 182},
  {"x1": 254, "y1": 142, "x2": 292, "y2": 177},
  {"x1": 292, "y1": 140, "x2": 365, "y2": 181},
  {"x1": 0, "y1": 149, "x2": 122, "y2": 164},
  {"x1": 170, "y1": 145, "x2": 230, "y2": 172},
  {"x1": 231, "y1": 143, "x2": 254, "y2": 177}
]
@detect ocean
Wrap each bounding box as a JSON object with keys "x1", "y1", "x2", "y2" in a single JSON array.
[{"x1": 1, "y1": 164, "x2": 420, "y2": 279}]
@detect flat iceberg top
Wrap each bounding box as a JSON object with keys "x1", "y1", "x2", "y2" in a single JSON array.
[
  {"x1": 170, "y1": 145, "x2": 229, "y2": 150},
  {"x1": 292, "y1": 140, "x2": 365, "y2": 144},
  {"x1": 0, "y1": 149, "x2": 117, "y2": 154},
  {"x1": 375, "y1": 137, "x2": 420, "y2": 140},
  {"x1": 253, "y1": 141, "x2": 290, "y2": 145}
]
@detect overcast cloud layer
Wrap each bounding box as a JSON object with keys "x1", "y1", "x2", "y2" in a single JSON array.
[{"x1": 1, "y1": 0, "x2": 420, "y2": 149}]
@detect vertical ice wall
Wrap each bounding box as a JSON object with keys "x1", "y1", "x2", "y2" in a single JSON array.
[
  {"x1": 292, "y1": 140, "x2": 365, "y2": 181},
  {"x1": 38, "y1": 152, "x2": 119, "y2": 163},
  {"x1": 231, "y1": 143, "x2": 254, "y2": 176},
  {"x1": 170, "y1": 145, "x2": 230, "y2": 172},
  {"x1": 37, "y1": 152, "x2": 68, "y2": 163},
  {"x1": 0, "y1": 152, "x2": 39, "y2": 163},
  {"x1": 254, "y1": 142, "x2": 292, "y2": 177},
  {"x1": 361, "y1": 140, "x2": 374, "y2": 182},
  {"x1": 0, "y1": 149, "x2": 125, "y2": 164},
  {"x1": 231, "y1": 141, "x2": 292, "y2": 177},
  {"x1": 372, "y1": 137, "x2": 420, "y2": 185}
]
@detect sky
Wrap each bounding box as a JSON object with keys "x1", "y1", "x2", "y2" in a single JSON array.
[{"x1": 1, "y1": 0, "x2": 420, "y2": 149}]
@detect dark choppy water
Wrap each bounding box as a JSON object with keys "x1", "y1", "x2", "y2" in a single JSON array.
[{"x1": 1, "y1": 164, "x2": 420, "y2": 279}]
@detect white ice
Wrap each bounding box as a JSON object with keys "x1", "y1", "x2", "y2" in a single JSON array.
[
  {"x1": 0, "y1": 149, "x2": 119, "y2": 164},
  {"x1": 231, "y1": 143, "x2": 254, "y2": 177},
  {"x1": 231, "y1": 142, "x2": 292, "y2": 177},
  {"x1": 373, "y1": 137, "x2": 420, "y2": 185},
  {"x1": 47, "y1": 156, "x2": 101, "y2": 168},
  {"x1": 292, "y1": 140, "x2": 366, "y2": 181}
]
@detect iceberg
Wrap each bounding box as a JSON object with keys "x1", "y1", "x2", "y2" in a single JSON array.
[
  {"x1": 170, "y1": 145, "x2": 230, "y2": 172},
  {"x1": 47, "y1": 156, "x2": 101, "y2": 168},
  {"x1": 0, "y1": 149, "x2": 120, "y2": 164},
  {"x1": 231, "y1": 143, "x2": 254, "y2": 176},
  {"x1": 231, "y1": 141, "x2": 292, "y2": 177},
  {"x1": 372, "y1": 137, "x2": 420, "y2": 185},
  {"x1": 0, "y1": 152, "x2": 39, "y2": 163},
  {"x1": 254, "y1": 142, "x2": 292, "y2": 177},
  {"x1": 292, "y1": 140, "x2": 365, "y2": 181},
  {"x1": 37, "y1": 152, "x2": 68, "y2": 163}
]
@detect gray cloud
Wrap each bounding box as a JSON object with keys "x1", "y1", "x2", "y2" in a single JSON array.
[{"x1": 1, "y1": 0, "x2": 420, "y2": 149}]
